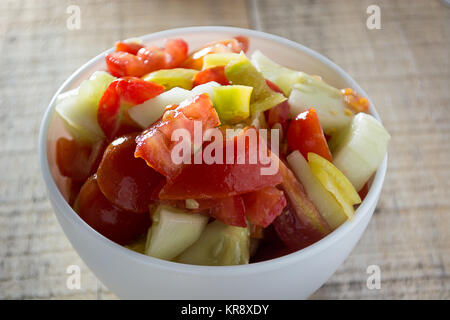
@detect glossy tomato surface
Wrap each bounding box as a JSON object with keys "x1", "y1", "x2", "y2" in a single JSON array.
[
  {"x1": 287, "y1": 108, "x2": 332, "y2": 162},
  {"x1": 97, "y1": 77, "x2": 164, "y2": 140},
  {"x1": 56, "y1": 137, "x2": 105, "y2": 182},
  {"x1": 159, "y1": 128, "x2": 283, "y2": 199},
  {"x1": 97, "y1": 132, "x2": 164, "y2": 213},
  {"x1": 193, "y1": 66, "x2": 229, "y2": 86},
  {"x1": 135, "y1": 93, "x2": 220, "y2": 179},
  {"x1": 243, "y1": 186, "x2": 286, "y2": 228},
  {"x1": 76, "y1": 175, "x2": 150, "y2": 245}
]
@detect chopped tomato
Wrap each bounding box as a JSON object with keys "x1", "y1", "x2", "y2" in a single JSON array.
[
  {"x1": 287, "y1": 108, "x2": 332, "y2": 162},
  {"x1": 210, "y1": 196, "x2": 246, "y2": 227},
  {"x1": 243, "y1": 187, "x2": 287, "y2": 228},
  {"x1": 76, "y1": 175, "x2": 150, "y2": 245},
  {"x1": 159, "y1": 128, "x2": 283, "y2": 199},
  {"x1": 273, "y1": 202, "x2": 326, "y2": 251},
  {"x1": 265, "y1": 100, "x2": 290, "y2": 132},
  {"x1": 96, "y1": 133, "x2": 165, "y2": 213},
  {"x1": 265, "y1": 79, "x2": 283, "y2": 94},
  {"x1": 115, "y1": 41, "x2": 145, "y2": 55},
  {"x1": 251, "y1": 225, "x2": 293, "y2": 262},
  {"x1": 163, "y1": 39, "x2": 189, "y2": 68},
  {"x1": 56, "y1": 137, "x2": 105, "y2": 181},
  {"x1": 264, "y1": 80, "x2": 290, "y2": 143},
  {"x1": 192, "y1": 66, "x2": 229, "y2": 86},
  {"x1": 106, "y1": 38, "x2": 188, "y2": 77},
  {"x1": 135, "y1": 94, "x2": 220, "y2": 179},
  {"x1": 166, "y1": 196, "x2": 246, "y2": 227},
  {"x1": 68, "y1": 180, "x2": 84, "y2": 207},
  {"x1": 105, "y1": 52, "x2": 150, "y2": 78},
  {"x1": 233, "y1": 35, "x2": 249, "y2": 53},
  {"x1": 273, "y1": 161, "x2": 330, "y2": 250},
  {"x1": 97, "y1": 77, "x2": 164, "y2": 140},
  {"x1": 182, "y1": 36, "x2": 249, "y2": 70},
  {"x1": 358, "y1": 182, "x2": 369, "y2": 201}
]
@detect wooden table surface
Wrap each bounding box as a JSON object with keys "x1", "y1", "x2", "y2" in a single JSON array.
[{"x1": 0, "y1": 0, "x2": 448, "y2": 299}]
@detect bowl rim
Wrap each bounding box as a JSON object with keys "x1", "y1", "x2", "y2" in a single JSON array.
[{"x1": 39, "y1": 26, "x2": 387, "y2": 276}]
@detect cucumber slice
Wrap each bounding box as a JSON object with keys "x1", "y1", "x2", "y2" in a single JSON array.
[
  {"x1": 202, "y1": 52, "x2": 245, "y2": 70},
  {"x1": 129, "y1": 87, "x2": 193, "y2": 128},
  {"x1": 56, "y1": 71, "x2": 115, "y2": 143},
  {"x1": 145, "y1": 205, "x2": 208, "y2": 261},
  {"x1": 288, "y1": 80, "x2": 353, "y2": 135},
  {"x1": 287, "y1": 151, "x2": 347, "y2": 229},
  {"x1": 225, "y1": 57, "x2": 286, "y2": 114},
  {"x1": 56, "y1": 88, "x2": 78, "y2": 103},
  {"x1": 176, "y1": 220, "x2": 250, "y2": 266},
  {"x1": 251, "y1": 50, "x2": 302, "y2": 96},
  {"x1": 330, "y1": 113, "x2": 390, "y2": 191},
  {"x1": 251, "y1": 50, "x2": 353, "y2": 134},
  {"x1": 143, "y1": 68, "x2": 198, "y2": 90},
  {"x1": 191, "y1": 81, "x2": 221, "y2": 97},
  {"x1": 211, "y1": 85, "x2": 253, "y2": 123}
]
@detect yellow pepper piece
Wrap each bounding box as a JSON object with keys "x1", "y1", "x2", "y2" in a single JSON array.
[{"x1": 308, "y1": 152, "x2": 361, "y2": 219}]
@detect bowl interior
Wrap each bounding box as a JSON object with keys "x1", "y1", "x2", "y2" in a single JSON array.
[{"x1": 41, "y1": 26, "x2": 386, "y2": 272}]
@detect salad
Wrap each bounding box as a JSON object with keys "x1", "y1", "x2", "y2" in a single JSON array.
[{"x1": 54, "y1": 35, "x2": 390, "y2": 266}]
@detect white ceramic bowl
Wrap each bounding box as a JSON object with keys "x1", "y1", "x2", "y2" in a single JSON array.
[{"x1": 39, "y1": 26, "x2": 387, "y2": 299}]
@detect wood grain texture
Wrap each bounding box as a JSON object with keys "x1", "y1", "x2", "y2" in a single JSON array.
[{"x1": 0, "y1": 0, "x2": 448, "y2": 299}]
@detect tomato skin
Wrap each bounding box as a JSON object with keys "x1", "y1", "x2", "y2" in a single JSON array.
[
  {"x1": 97, "y1": 77, "x2": 164, "y2": 140},
  {"x1": 210, "y1": 196, "x2": 247, "y2": 227},
  {"x1": 163, "y1": 39, "x2": 189, "y2": 68},
  {"x1": 135, "y1": 94, "x2": 220, "y2": 179},
  {"x1": 279, "y1": 160, "x2": 330, "y2": 233},
  {"x1": 264, "y1": 80, "x2": 289, "y2": 131},
  {"x1": 265, "y1": 79, "x2": 283, "y2": 94},
  {"x1": 159, "y1": 128, "x2": 283, "y2": 200},
  {"x1": 106, "y1": 39, "x2": 188, "y2": 77},
  {"x1": 181, "y1": 36, "x2": 249, "y2": 70},
  {"x1": 76, "y1": 175, "x2": 151, "y2": 245},
  {"x1": 56, "y1": 138, "x2": 105, "y2": 182},
  {"x1": 96, "y1": 133, "x2": 165, "y2": 213},
  {"x1": 273, "y1": 202, "x2": 325, "y2": 251},
  {"x1": 106, "y1": 52, "x2": 149, "y2": 78},
  {"x1": 358, "y1": 182, "x2": 369, "y2": 201},
  {"x1": 193, "y1": 66, "x2": 229, "y2": 87},
  {"x1": 251, "y1": 225, "x2": 293, "y2": 262},
  {"x1": 287, "y1": 108, "x2": 332, "y2": 162},
  {"x1": 233, "y1": 35, "x2": 249, "y2": 53},
  {"x1": 273, "y1": 161, "x2": 330, "y2": 250},
  {"x1": 115, "y1": 41, "x2": 145, "y2": 55},
  {"x1": 136, "y1": 45, "x2": 167, "y2": 72},
  {"x1": 265, "y1": 100, "x2": 290, "y2": 132},
  {"x1": 243, "y1": 187, "x2": 287, "y2": 228}
]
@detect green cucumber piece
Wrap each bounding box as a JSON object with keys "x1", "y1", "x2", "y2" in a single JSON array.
[
  {"x1": 288, "y1": 81, "x2": 353, "y2": 135},
  {"x1": 55, "y1": 71, "x2": 115, "y2": 143},
  {"x1": 251, "y1": 50, "x2": 302, "y2": 96},
  {"x1": 129, "y1": 87, "x2": 194, "y2": 128},
  {"x1": 330, "y1": 113, "x2": 390, "y2": 191},
  {"x1": 176, "y1": 220, "x2": 250, "y2": 266},
  {"x1": 145, "y1": 205, "x2": 208, "y2": 261}
]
